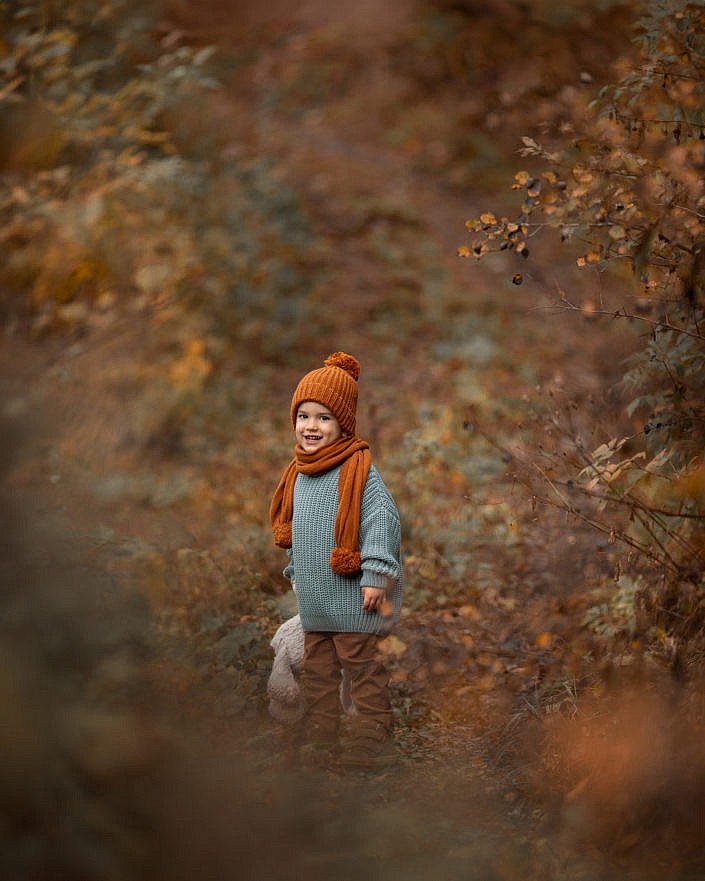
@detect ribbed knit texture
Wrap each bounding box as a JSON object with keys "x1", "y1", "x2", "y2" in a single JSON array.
[
  {"x1": 290, "y1": 352, "x2": 360, "y2": 435},
  {"x1": 270, "y1": 436, "x2": 371, "y2": 575},
  {"x1": 284, "y1": 464, "x2": 402, "y2": 635}
]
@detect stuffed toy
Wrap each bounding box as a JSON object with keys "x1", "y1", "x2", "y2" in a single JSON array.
[{"x1": 267, "y1": 614, "x2": 355, "y2": 723}]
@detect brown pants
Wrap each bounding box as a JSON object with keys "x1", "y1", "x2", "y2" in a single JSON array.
[{"x1": 302, "y1": 631, "x2": 391, "y2": 734}]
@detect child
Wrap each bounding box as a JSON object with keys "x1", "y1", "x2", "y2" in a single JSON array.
[{"x1": 270, "y1": 352, "x2": 403, "y2": 768}]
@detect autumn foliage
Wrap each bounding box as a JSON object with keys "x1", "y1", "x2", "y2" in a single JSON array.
[
  {"x1": 2, "y1": 0, "x2": 705, "y2": 879},
  {"x1": 464, "y1": 0, "x2": 705, "y2": 612}
]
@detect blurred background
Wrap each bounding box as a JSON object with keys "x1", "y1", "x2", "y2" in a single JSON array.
[{"x1": 2, "y1": 1, "x2": 704, "y2": 879}]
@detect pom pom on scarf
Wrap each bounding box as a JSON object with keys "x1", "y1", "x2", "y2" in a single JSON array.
[
  {"x1": 330, "y1": 546, "x2": 361, "y2": 576},
  {"x1": 273, "y1": 522, "x2": 292, "y2": 548}
]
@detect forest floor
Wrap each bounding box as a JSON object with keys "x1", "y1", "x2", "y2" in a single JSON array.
[{"x1": 2, "y1": 2, "x2": 704, "y2": 880}]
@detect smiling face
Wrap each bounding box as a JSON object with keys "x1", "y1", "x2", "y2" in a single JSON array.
[{"x1": 295, "y1": 401, "x2": 343, "y2": 451}]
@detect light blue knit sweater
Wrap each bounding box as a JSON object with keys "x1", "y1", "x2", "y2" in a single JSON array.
[{"x1": 283, "y1": 464, "x2": 402, "y2": 635}]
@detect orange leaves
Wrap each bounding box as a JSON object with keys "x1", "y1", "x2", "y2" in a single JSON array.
[
  {"x1": 461, "y1": 206, "x2": 530, "y2": 272},
  {"x1": 379, "y1": 598, "x2": 394, "y2": 618},
  {"x1": 459, "y1": 4, "x2": 705, "y2": 315},
  {"x1": 535, "y1": 689, "x2": 705, "y2": 861},
  {"x1": 513, "y1": 170, "x2": 541, "y2": 198},
  {"x1": 576, "y1": 250, "x2": 603, "y2": 268},
  {"x1": 535, "y1": 631, "x2": 552, "y2": 649},
  {"x1": 458, "y1": 603, "x2": 482, "y2": 621},
  {"x1": 571, "y1": 166, "x2": 593, "y2": 185}
]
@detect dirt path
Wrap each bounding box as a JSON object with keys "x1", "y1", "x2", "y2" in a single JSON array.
[{"x1": 153, "y1": 0, "x2": 620, "y2": 859}]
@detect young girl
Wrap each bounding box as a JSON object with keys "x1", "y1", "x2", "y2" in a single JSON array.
[{"x1": 270, "y1": 352, "x2": 403, "y2": 767}]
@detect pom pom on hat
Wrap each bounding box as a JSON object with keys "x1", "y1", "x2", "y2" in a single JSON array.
[
  {"x1": 290, "y1": 351, "x2": 361, "y2": 435},
  {"x1": 324, "y1": 352, "x2": 361, "y2": 381}
]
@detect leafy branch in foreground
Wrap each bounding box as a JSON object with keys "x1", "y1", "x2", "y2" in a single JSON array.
[{"x1": 462, "y1": 0, "x2": 705, "y2": 587}]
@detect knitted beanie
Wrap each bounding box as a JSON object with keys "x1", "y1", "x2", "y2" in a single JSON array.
[{"x1": 290, "y1": 352, "x2": 361, "y2": 435}]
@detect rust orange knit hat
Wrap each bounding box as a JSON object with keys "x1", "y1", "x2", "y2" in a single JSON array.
[{"x1": 290, "y1": 352, "x2": 361, "y2": 435}]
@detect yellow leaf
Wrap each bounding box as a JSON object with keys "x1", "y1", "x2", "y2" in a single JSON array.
[
  {"x1": 480, "y1": 212, "x2": 497, "y2": 226},
  {"x1": 378, "y1": 635, "x2": 407, "y2": 657},
  {"x1": 458, "y1": 604, "x2": 481, "y2": 620},
  {"x1": 457, "y1": 245, "x2": 471, "y2": 258}
]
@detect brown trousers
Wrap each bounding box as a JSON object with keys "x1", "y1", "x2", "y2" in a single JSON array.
[{"x1": 302, "y1": 631, "x2": 392, "y2": 733}]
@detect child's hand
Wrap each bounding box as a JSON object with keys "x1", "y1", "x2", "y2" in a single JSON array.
[{"x1": 361, "y1": 586, "x2": 386, "y2": 613}]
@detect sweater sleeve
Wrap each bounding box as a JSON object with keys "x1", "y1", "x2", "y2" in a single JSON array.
[{"x1": 359, "y1": 467, "x2": 402, "y2": 591}]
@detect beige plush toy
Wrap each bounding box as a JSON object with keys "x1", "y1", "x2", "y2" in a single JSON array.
[{"x1": 267, "y1": 614, "x2": 354, "y2": 723}]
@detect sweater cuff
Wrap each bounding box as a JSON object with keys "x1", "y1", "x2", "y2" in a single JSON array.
[{"x1": 361, "y1": 570, "x2": 395, "y2": 592}]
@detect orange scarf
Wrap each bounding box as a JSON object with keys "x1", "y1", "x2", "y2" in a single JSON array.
[{"x1": 270, "y1": 436, "x2": 371, "y2": 576}]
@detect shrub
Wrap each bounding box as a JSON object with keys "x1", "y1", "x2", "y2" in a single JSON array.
[
  {"x1": 462, "y1": 1, "x2": 705, "y2": 589},
  {"x1": 0, "y1": 0, "x2": 317, "y2": 352}
]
